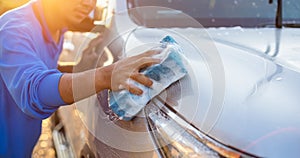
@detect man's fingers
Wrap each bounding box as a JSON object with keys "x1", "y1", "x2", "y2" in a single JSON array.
[
  {"x1": 122, "y1": 82, "x2": 143, "y2": 95},
  {"x1": 134, "y1": 49, "x2": 161, "y2": 59},
  {"x1": 130, "y1": 73, "x2": 153, "y2": 87},
  {"x1": 136, "y1": 57, "x2": 161, "y2": 70},
  {"x1": 109, "y1": 49, "x2": 163, "y2": 95}
]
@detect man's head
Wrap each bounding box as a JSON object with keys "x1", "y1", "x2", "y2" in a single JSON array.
[
  {"x1": 61, "y1": 0, "x2": 96, "y2": 26},
  {"x1": 42, "y1": 0, "x2": 97, "y2": 29}
]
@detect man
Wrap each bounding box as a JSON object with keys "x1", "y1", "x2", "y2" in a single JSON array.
[{"x1": 0, "y1": 0, "x2": 159, "y2": 157}]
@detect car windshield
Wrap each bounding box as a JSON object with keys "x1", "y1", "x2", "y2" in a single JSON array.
[{"x1": 128, "y1": 0, "x2": 300, "y2": 27}]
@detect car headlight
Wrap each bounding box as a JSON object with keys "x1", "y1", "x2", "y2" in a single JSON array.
[{"x1": 144, "y1": 97, "x2": 255, "y2": 158}]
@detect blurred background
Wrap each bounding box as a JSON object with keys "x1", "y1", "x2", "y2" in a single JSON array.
[{"x1": 1, "y1": 1, "x2": 100, "y2": 157}]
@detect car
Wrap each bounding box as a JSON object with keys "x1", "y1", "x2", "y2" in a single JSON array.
[{"x1": 53, "y1": 0, "x2": 300, "y2": 157}]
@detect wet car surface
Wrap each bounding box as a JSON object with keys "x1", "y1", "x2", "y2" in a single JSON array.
[{"x1": 54, "y1": 0, "x2": 300, "y2": 157}]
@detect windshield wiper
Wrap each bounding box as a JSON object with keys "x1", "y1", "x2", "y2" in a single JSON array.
[
  {"x1": 269, "y1": 0, "x2": 282, "y2": 28},
  {"x1": 258, "y1": 22, "x2": 300, "y2": 28},
  {"x1": 282, "y1": 23, "x2": 300, "y2": 28}
]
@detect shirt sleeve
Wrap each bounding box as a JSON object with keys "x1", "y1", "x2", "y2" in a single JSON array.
[{"x1": 0, "y1": 26, "x2": 66, "y2": 119}]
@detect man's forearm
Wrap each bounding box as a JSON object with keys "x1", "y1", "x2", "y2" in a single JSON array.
[{"x1": 58, "y1": 65, "x2": 112, "y2": 104}]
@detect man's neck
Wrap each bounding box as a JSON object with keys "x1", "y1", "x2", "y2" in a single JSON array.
[{"x1": 40, "y1": 0, "x2": 64, "y2": 43}]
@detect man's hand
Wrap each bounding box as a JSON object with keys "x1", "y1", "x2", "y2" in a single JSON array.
[{"x1": 109, "y1": 50, "x2": 161, "y2": 95}]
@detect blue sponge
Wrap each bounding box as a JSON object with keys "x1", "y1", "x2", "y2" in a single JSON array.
[{"x1": 109, "y1": 36, "x2": 187, "y2": 121}]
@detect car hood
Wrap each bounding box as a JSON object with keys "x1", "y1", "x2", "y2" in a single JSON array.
[
  {"x1": 206, "y1": 28, "x2": 300, "y2": 157},
  {"x1": 124, "y1": 27, "x2": 300, "y2": 157}
]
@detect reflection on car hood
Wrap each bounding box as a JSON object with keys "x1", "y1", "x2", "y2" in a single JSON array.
[
  {"x1": 124, "y1": 27, "x2": 300, "y2": 157},
  {"x1": 205, "y1": 28, "x2": 300, "y2": 158},
  {"x1": 206, "y1": 27, "x2": 300, "y2": 70}
]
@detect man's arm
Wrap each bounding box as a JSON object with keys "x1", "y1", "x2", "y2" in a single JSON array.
[
  {"x1": 58, "y1": 65, "x2": 111, "y2": 104},
  {"x1": 58, "y1": 50, "x2": 160, "y2": 104}
]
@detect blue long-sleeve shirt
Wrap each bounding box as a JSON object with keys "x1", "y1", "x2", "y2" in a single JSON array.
[{"x1": 0, "y1": 1, "x2": 66, "y2": 157}]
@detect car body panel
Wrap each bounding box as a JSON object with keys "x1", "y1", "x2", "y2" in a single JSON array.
[
  {"x1": 206, "y1": 28, "x2": 300, "y2": 157},
  {"x1": 56, "y1": 0, "x2": 300, "y2": 157},
  {"x1": 122, "y1": 26, "x2": 300, "y2": 157}
]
